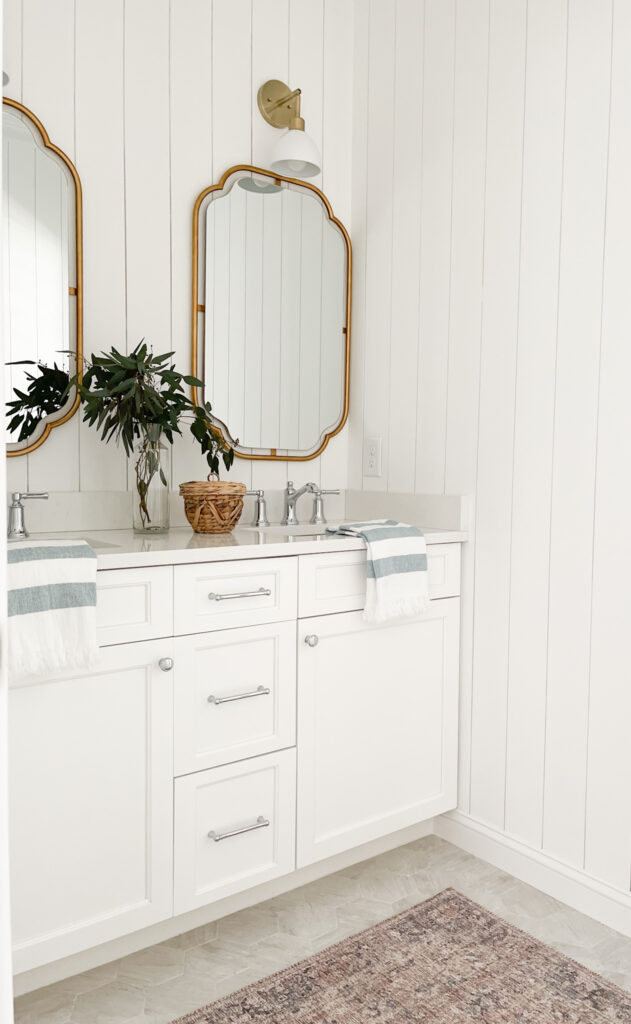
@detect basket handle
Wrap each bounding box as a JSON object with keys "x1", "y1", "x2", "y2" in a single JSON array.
[{"x1": 207, "y1": 472, "x2": 219, "y2": 482}]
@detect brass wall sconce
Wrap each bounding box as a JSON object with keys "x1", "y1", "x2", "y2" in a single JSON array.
[{"x1": 257, "y1": 78, "x2": 321, "y2": 179}]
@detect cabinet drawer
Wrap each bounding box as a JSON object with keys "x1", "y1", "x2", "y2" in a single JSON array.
[
  {"x1": 174, "y1": 748, "x2": 296, "y2": 914},
  {"x1": 173, "y1": 557, "x2": 297, "y2": 635},
  {"x1": 96, "y1": 566, "x2": 173, "y2": 646},
  {"x1": 174, "y1": 621, "x2": 296, "y2": 775},
  {"x1": 298, "y1": 543, "x2": 460, "y2": 618}
]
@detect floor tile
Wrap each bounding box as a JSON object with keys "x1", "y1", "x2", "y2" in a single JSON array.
[{"x1": 14, "y1": 835, "x2": 631, "y2": 1024}]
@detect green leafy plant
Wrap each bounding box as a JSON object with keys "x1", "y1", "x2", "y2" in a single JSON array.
[
  {"x1": 69, "y1": 341, "x2": 235, "y2": 527},
  {"x1": 6, "y1": 360, "x2": 70, "y2": 442}
]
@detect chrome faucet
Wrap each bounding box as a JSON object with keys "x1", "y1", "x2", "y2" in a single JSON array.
[
  {"x1": 245, "y1": 489, "x2": 270, "y2": 528},
  {"x1": 7, "y1": 492, "x2": 49, "y2": 540},
  {"x1": 281, "y1": 481, "x2": 318, "y2": 526},
  {"x1": 310, "y1": 488, "x2": 341, "y2": 525}
]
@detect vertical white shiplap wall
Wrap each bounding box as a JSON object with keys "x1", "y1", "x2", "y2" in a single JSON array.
[
  {"x1": 468, "y1": 0, "x2": 527, "y2": 831},
  {"x1": 585, "y1": 0, "x2": 631, "y2": 894},
  {"x1": 4, "y1": 0, "x2": 354, "y2": 498},
  {"x1": 352, "y1": 0, "x2": 631, "y2": 900}
]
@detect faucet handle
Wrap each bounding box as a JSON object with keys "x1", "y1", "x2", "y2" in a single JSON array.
[
  {"x1": 310, "y1": 488, "x2": 340, "y2": 526},
  {"x1": 7, "y1": 492, "x2": 48, "y2": 541},
  {"x1": 12, "y1": 492, "x2": 49, "y2": 503},
  {"x1": 245, "y1": 489, "x2": 269, "y2": 528}
]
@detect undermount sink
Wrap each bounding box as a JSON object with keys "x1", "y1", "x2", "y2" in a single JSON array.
[{"x1": 239, "y1": 523, "x2": 331, "y2": 537}]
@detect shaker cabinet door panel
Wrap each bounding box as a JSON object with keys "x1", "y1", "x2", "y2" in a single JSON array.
[
  {"x1": 9, "y1": 640, "x2": 174, "y2": 973},
  {"x1": 174, "y1": 621, "x2": 296, "y2": 775},
  {"x1": 297, "y1": 601, "x2": 460, "y2": 867},
  {"x1": 174, "y1": 749, "x2": 296, "y2": 914}
]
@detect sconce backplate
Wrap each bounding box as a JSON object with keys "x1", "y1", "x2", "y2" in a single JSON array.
[{"x1": 257, "y1": 79, "x2": 300, "y2": 129}]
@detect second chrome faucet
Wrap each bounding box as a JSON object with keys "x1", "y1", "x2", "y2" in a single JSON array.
[{"x1": 281, "y1": 481, "x2": 340, "y2": 526}]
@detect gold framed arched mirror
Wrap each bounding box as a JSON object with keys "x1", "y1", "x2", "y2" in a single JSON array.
[
  {"x1": 192, "y1": 165, "x2": 351, "y2": 461},
  {"x1": 4, "y1": 98, "x2": 83, "y2": 457}
]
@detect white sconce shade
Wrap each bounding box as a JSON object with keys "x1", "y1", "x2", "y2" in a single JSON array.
[{"x1": 270, "y1": 128, "x2": 321, "y2": 179}]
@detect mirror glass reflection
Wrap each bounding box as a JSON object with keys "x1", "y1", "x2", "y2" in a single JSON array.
[
  {"x1": 198, "y1": 171, "x2": 348, "y2": 457},
  {"x1": 3, "y1": 105, "x2": 79, "y2": 451}
]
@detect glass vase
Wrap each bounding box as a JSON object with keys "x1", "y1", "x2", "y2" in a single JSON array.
[{"x1": 133, "y1": 425, "x2": 170, "y2": 533}]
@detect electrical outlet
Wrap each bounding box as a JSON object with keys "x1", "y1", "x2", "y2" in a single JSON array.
[{"x1": 363, "y1": 436, "x2": 382, "y2": 477}]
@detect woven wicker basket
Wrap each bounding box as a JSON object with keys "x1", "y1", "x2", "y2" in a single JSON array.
[{"x1": 179, "y1": 477, "x2": 246, "y2": 534}]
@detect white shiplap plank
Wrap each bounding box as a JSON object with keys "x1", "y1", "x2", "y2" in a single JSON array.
[
  {"x1": 75, "y1": 0, "x2": 127, "y2": 492},
  {"x1": 386, "y1": 0, "x2": 424, "y2": 494},
  {"x1": 289, "y1": 0, "x2": 324, "y2": 196},
  {"x1": 250, "y1": 0, "x2": 288, "y2": 491},
  {"x1": 22, "y1": 0, "x2": 79, "y2": 492},
  {"x1": 210, "y1": 197, "x2": 230, "y2": 429},
  {"x1": 448, "y1": 0, "x2": 489, "y2": 814},
  {"x1": 3, "y1": 0, "x2": 22, "y2": 101},
  {"x1": 211, "y1": 0, "x2": 253, "y2": 487},
  {"x1": 227, "y1": 187, "x2": 247, "y2": 444},
  {"x1": 469, "y1": 0, "x2": 527, "y2": 829},
  {"x1": 260, "y1": 196, "x2": 283, "y2": 448},
  {"x1": 123, "y1": 0, "x2": 171, "y2": 485},
  {"x1": 346, "y1": 0, "x2": 369, "y2": 492},
  {"x1": 298, "y1": 197, "x2": 322, "y2": 451},
  {"x1": 504, "y1": 0, "x2": 567, "y2": 849},
  {"x1": 123, "y1": 0, "x2": 171, "y2": 355},
  {"x1": 244, "y1": 193, "x2": 264, "y2": 450},
  {"x1": 543, "y1": 0, "x2": 612, "y2": 870},
  {"x1": 444, "y1": 0, "x2": 488, "y2": 498},
  {"x1": 361, "y1": 0, "x2": 396, "y2": 493},
  {"x1": 278, "y1": 0, "x2": 325, "y2": 485},
  {"x1": 279, "y1": 190, "x2": 302, "y2": 450},
  {"x1": 414, "y1": 0, "x2": 455, "y2": 495},
  {"x1": 584, "y1": 0, "x2": 631, "y2": 892},
  {"x1": 4, "y1": 0, "x2": 28, "y2": 493},
  {"x1": 319, "y1": 0, "x2": 353, "y2": 490},
  {"x1": 170, "y1": 0, "x2": 214, "y2": 487}
]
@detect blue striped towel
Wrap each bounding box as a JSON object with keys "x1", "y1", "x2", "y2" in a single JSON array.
[
  {"x1": 7, "y1": 539, "x2": 98, "y2": 679},
  {"x1": 326, "y1": 520, "x2": 429, "y2": 623}
]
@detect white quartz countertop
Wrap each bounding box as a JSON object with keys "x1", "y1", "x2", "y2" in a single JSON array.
[{"x1": 32, "y1": 523, "x2": 468, "y2": 571}]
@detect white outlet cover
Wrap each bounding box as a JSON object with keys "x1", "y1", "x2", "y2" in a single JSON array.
[{"x1": 363, "y1": 436, "x2": 382, "y2": 477}]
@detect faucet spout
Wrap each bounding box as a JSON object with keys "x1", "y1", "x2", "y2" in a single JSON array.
[{"x1": 281, "y1": 480, "x2": 318, "y2": 526}]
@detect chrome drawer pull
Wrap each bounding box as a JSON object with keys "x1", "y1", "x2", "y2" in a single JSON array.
[
  {"x1": 304, "y1": 634, "x2": 319, "y2": 647},
  {"x1": 208, "y1": 685, "x2": 270, "y2": 705},
  {"x1": 208, "y1": 815, "x2": 270, "y2": 842},
  {"x1": 208, "y1": 586, "x2": 272, "y2": 602}
]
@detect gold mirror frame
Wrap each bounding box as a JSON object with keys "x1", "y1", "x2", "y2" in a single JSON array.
[
  {"x1": 191, "y1": 165, "x2": 351, "y2": 461},
  {"x1": 4, "y1": 97, "x2": 83, "y2": 458}
]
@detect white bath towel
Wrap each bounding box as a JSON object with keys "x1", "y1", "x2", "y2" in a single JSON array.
[
  {"x1": 326, "y1": 519, "x2": 429, "y2": 623},
  {"x1": 7, "y1": 539, "x2": 98, "y2": 679}
]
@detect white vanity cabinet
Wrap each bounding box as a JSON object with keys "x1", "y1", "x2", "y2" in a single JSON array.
[
  {"x1": 296, "y1": 601, "x2": 460, "y2": 867},
  {"x1": 9, "y1": 639, "x2": 174, "y2": 973},
  {"x1": 8, "y1": 530, "x2": 463, "y2": 983}
]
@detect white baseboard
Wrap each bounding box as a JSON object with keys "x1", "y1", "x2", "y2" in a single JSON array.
[
  {"x1": 436, "y1": 810, "x2": 631, "y2": 938},
  {"x1": 13, "y1": 819, "x2": 434, "y2": 996}
]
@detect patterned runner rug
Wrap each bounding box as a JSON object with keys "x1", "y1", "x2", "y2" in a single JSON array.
[{"x1": 170, "y1": 888, "x2": 630, "y2": 1023}]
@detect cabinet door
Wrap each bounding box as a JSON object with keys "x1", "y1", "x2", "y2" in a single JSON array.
[
  {"x1": 9, "y1": 639, "x2": 174, "y2": 973},
  {"x1": 297, "y1": 601, "x2": 459, "y2": 868}
]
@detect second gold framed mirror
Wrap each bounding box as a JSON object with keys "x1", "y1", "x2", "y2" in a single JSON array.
[
  {"x1": 192, "y1": 165, "x2": 351, "y2": 461},
  {"x1": 4, "y1": 98, "x2": 83, "y2": 457}
]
